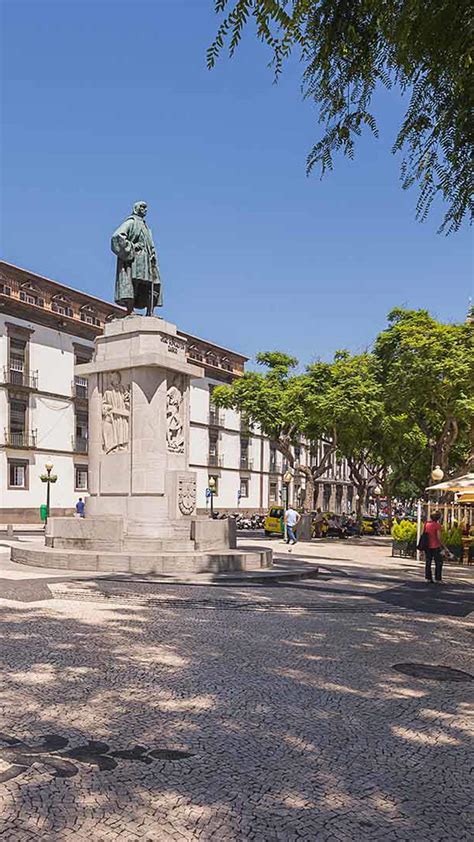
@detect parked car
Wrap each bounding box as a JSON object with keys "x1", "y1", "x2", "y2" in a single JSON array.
[{"x1": 264, "y1": 507, "x2": 284, "y2": 536}]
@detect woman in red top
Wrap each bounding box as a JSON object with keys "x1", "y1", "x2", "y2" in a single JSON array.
[{"x1": 423, "y1": 511, "x2": 443, "y2": 583}]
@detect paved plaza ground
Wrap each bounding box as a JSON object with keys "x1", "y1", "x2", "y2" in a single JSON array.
[{"x1": 0, "y1": 536, "x2": 472, "y2": 841}]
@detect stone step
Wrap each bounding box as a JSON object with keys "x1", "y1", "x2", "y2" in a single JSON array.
[{"x1": 11, "y1": 544, "x2": 273, "y2": 575}]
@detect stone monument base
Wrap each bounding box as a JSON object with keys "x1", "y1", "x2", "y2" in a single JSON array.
[{"x1": 11, "y1": 515, "x2": 272, "y2": 575}]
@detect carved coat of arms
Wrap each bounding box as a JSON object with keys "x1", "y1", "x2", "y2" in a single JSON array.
[{"x1": 178, "y1": 477, "x2": 196, "y2": 516}]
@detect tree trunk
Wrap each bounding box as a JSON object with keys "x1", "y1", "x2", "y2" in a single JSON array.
[
  {"x1": 433, "y1": 416, "x2": 459, "y2": 474},
  {"x1": 386, "y1": 493, "x2": 393, "y2": 531},
  {"x1": 355, "y1": 485, "x2": 365, "y2": 524},
  {"x1": 296, "y1": 464, "x2": 314, "y2": 512}
]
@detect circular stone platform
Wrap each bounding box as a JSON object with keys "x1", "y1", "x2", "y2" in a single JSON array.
[{"x1": 10, "y1": 543, "x2": 273, "y2": 575}]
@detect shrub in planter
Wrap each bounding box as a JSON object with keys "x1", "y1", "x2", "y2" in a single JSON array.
[
  {"x1": 392, "y1": 520, "x2": 417, "y2": 542},
  {"x1": 391, "y1": 520, "x2": 417, "y2": 558},
  {"x1": 441, "y1": 526, "x2": 464, "y2": 562}
]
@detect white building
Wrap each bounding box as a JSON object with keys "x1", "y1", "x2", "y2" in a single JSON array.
[{"x1": 0, "y1": 261, "x2": 355, "y2": 522}]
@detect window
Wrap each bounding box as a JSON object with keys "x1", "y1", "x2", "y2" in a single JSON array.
[
  {"x1": 8, "y1": 460, "x2": 28, "y2": 489},
  {"x1": 335, "y1": 484, "x2": 343, "y2": 514},
  {"x1": 323, "y1": 444, "x2": 332, "y2": 476},
  {"x1": 75, "y1": 412, "x2": 88, "y2": 452},
  {"x1": 10, "y1": 399, "x2": 27, "y2": 435},
  {"x1": 80, "y1": 307, "x2": 100, "y2": 326},
  {"x1": 323, "y1": 483, "x2": 332, "y2": 511},
  {"x1": 239, "y1": 478, "x2": 249, "y2": 498},
  {"x1": 19, "y1": 289, "x2": 44, "y2": 307},
  {"x1": 189, "y1": 344, "x2": 203, "y2": 362},
  {"x1": 9, "y1": 338, "x2": 26, "y2": 385},
  {"x1": 269, "y1": 482, "x2": 278, "y2": 504},
  {"x1": 240, "y1": 438, "x2": 250, "y2": 469},
  {"x1": 347, "y1": 487, "x2": 354, "y2": 511},
  {"x1": 0, "y1": 283, "x2": 11, "y2": 296},
  {"x1": 52, "y1": 302, "x2": 73, "y2": 317},
  {"x1": 269, "y1": 444, "x2": 278, "y2": 473},
  {"x1": 75, "y1": 465, "x2": 88, "y2": 491},
  {"x1": 208, "y1": 475, "x2": 219, "y2": 496},
  {"x1": 294, "y1": 445, "x2": 301, "y2": 462},
  {"x1": 269, "y1": 507, "x2": 283, "y2": 518},
  {"x1": 208, "y1": 428, "x2": 220, "y2": 466}
]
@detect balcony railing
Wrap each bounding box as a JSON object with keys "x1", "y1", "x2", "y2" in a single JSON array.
[
  {"x1": 240, "y1": 456, "x2": 253, "y2": 471},
  {"x1": 72, "y1": 435, "x2": 88, "y2": 453},
  {"x1": 208, "y1": 453, "x2": 223, "y2": 467},
  {"x1": 208, "y1": 408, "x2": 224, "y2": 427},
  {"x1": 2, "y1": 367, "x2": 38, "y2": 389},
  {"x1": 72, "y1": 377, "x2": 88, "y2": 399},
  {"x1": 4, "y1": 429, "x2": 37, "y2": 448}
]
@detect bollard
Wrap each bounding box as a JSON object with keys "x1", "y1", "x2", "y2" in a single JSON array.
[{"x1": 6, "y1": 524, "x2": 14, "y2": 538}]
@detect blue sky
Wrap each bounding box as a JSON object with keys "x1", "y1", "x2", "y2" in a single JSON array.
[{"x1": 1, "y1": 0, "x2": 472, "y2": 366}]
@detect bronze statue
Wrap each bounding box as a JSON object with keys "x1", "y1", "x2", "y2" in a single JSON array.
[{"x1": 111, "y1": 201, "x2": 162, "y2": 315}]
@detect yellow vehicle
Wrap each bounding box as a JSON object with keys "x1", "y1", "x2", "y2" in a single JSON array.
[
  {"x1": 361, "y1": 515, "x2": 387, "y2": 535},
  {"x1": 264, "y1": 507, "x2": 284, "y2": 536}
]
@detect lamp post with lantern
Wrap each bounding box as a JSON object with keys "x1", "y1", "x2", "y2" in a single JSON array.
[
  {"x1": 283, "y1": 469, "x2": 293, "y2": 541},
  {"x1": 430, "y1": 465, "x2": 444, "y2": 511},
  {"x1": 40, "y1": 461, "x2": 57, "y2": 527},
  {"x1": 372, "y1": 484, "x2": 382, "y2": 519},
  {"x1": 208, "y1": 476, "x2": 216, "y2": 519}
]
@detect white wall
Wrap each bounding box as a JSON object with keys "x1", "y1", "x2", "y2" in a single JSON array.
[{"x1": 0, "y1": 315, "x2": 94, "y2": 517}]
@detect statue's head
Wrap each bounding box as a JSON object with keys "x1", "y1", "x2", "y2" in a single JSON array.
[
  {"x1": 110, "y1": 371, "x2": 122, "y2": 387},
  {"x1": 132, "y1": 201, "x2": 148, "y2": 218}
]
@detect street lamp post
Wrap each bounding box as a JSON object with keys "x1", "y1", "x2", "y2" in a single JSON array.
[
  {"x1": 208, "y1": 476, "x2": 216, "y2": 519},
  {"x1": 283, "y1": 469, "x2": 293, "y2": 541},
  {"x1": 431, "y1": 465, "x2": 444, "y2": 511},
  {"x1": 373, "y1": 484, "x2": 382, "y2": 518},
  {"x1": 40, "y1": 461, "x2": 57, "y2": 527}
]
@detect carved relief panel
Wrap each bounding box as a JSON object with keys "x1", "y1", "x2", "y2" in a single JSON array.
[
  {"x1": 178, "y1": 475, "x2": 196, "y2": 516},
  {"x1": 102, "y1": 371, "x2": 131, "y2": 454},
  {"x1": 166, "y1": 375, "x2": 185, "y2": 454}
]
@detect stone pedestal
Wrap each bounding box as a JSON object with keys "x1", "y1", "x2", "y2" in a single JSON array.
[
  {"x1": 12, "y1": 315, "x2": 272, "y2": 575},
  {"x1": 74, "y1": 315, "x2": 202, "y2": 547}
]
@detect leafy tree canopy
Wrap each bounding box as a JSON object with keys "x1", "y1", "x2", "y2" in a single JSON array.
[
  {"x1": 208, "y1": 0, "x2": 473, "y2": 232},
  {"x1": 374, "y1": 308, "x2": 474, "y2": 473}
]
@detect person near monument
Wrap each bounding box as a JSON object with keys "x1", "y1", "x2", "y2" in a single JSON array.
[
  {"x1": 421, "y1": 510, "x2": 443, "y2": 583},
  {"x1": 313, "y1": 507, "x2": 324, "y2": 537},
  {"x1": 284, "y1": 505, "x2": 300, "y2": 549},
  {"x1": 111, "y1": 201, "x2": 162, "y2": 316},
  {"x1": 75, "y1": 498, "x2": 85, "y2": 518}
]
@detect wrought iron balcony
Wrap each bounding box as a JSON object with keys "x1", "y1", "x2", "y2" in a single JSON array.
[
  {"x1": 2, "y1": 367, "x2": 38, "y2": 389},
  {"x1": 240, "y1": 414, "x2": 252, "y2": 433},
  {"x1": 72, "y1": 435, "x2": 88, "y2": 453},
  {"x1": 208, "y1": 407, "x2": 224, "y2": 427},
  {"x1": 208, "y1": 453, "x2": 223, "y2": 467},
  {"x1": 72, "y1": 377, "x2": 88, "y2": 400},
  {"x1": 240, "y1": 456, "x2": 253, "y2": 471},
  {"x1": 4, "y1": 429, "x2": 37, "y2": 448}
]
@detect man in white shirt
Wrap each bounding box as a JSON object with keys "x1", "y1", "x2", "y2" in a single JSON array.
[{"x1": 284, "y1": 506, "x2": 300, "y2": 547}]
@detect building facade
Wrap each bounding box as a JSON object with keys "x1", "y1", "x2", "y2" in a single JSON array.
[{"x1": 0, "y1": 261, "x2": 355, "y2": 522}]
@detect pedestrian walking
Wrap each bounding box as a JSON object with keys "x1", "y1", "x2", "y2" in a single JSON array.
[
  {"x1": 420, "y1": 511, "x2": 443, "y2": 583},
  {"x1": 313, "y1": 507, "x2": 324, "y2": 538},
  {"x1": 75, "y1": 497, "x2": 85, "y2": 518},
  {"x1": 284, "y1": 505, "x2": 300, "y2": 550}
]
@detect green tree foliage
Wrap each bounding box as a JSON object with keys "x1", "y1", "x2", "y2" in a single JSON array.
[
  {"x1": 208, "y1": 0, "x2": 473, "y2": 232},
  {"x1": 214, "y1": 309, "x2": 472, "y2": 513},
  {"x1": 374, "y1": 308, "x2": 474, "y2": 477}
]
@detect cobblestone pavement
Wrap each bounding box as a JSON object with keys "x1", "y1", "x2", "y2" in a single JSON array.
[{"x1": 0, "y1": 540, "x2": 472, "y2": 841}]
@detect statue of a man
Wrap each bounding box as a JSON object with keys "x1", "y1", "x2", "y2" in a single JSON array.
[{"x1": 111, "y1": 201, "x2": 162, "y2": 316}]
